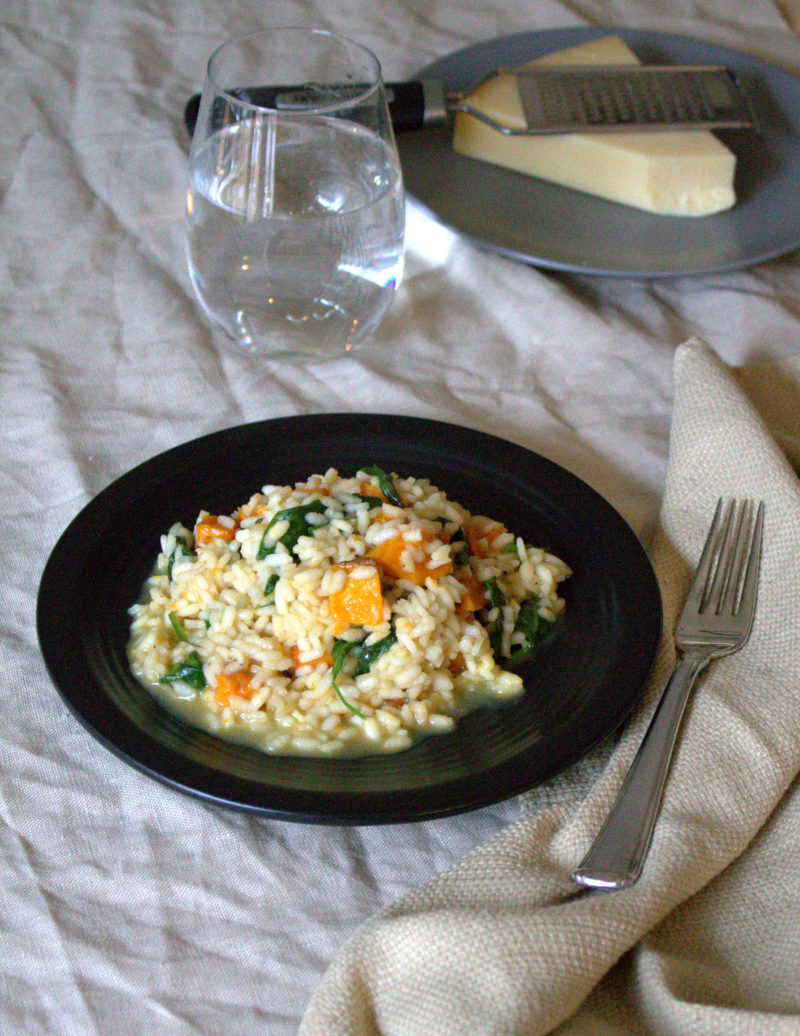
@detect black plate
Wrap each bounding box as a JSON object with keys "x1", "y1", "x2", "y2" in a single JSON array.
[{"x1": 37, "y1": 415, "x2": 662, "y2": 824}]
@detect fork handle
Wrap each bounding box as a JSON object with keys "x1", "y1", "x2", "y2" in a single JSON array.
[{"x1": 572, "y1": 655, "x2": 707, "y2": 890}]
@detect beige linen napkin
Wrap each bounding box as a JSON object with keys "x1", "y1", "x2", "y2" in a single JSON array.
[{"x1": 300, "y1": 339, "x2": 800, "y2": 1036}]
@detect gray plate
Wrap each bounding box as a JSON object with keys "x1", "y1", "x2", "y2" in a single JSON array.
[{"x1": 397, "y1": 28, "x2": 800, "y2": 277}]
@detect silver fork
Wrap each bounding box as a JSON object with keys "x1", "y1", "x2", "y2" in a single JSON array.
[{"x1": 572, "y1": 498, "x2": 765, "y2": 891}]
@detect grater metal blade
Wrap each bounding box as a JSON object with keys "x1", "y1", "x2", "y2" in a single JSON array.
[{"x1": 454, "y1": 64, "x2": 756, "y2": 134}]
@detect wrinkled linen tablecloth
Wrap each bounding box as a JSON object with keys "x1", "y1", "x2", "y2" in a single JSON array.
[{"x1": 3, "y1": 2, "x2": 800, "y2": 1034}]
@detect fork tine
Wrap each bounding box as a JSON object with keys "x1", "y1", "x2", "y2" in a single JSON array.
[
  {"x1": 683, "y1": 498, "x2": 726, "y2": 614},
  {"x1": 703, "y1": 499, "x2": 740, "y2": 614},
  {"x1": 718, "y1": 500, "x2": 752, "y2": 615},
  {"x1": 736, "y1": 501, "x2": 765, "y2": 621}
]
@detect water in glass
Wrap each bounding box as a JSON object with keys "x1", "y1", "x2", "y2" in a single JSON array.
[{"x1": 186, "y1": 113, "x2": 404, "y2": 357}]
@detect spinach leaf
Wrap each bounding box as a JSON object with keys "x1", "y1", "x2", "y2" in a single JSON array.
[
  {"x1": 449, "y1": 527, "x2": 470, "y2": 567},
  {"x1": 330, "y1": 640, "x2": 365, "y2": 718},
  {"x1": 352, "y1": 493, "x2": 385, "y2": 509},
  {"x1": 167, "y1": 542, "x2": 192, "y2": 579},
  {"x1": 360, "y1": 465, "x2": 403, "y2": 507},
  {"x1": 263, "y1": 573, "x2": 279, "y2": 599},
  {"x1": 168, "y1": 611, "x2": 189, "y2": 642},
  {"x1": 480, "y1": 578, "x2": 507, "y2": 656},
  {"x1": 352, "y1": 631, "x2": 397, "y2": 676},
  {"x1": 329, "y1": 630, "x2": 397, "y2": 716},
  {"x1": 256, "y1": 499, "x2": 327, "y2": 560},
  {"x1": 506, "y1": 599, "x2": 554, "y2": 667},
  {"x1": 160, "y1": 651, "x2": 206, "y2": 691},
  {"x1": 481, "y1": 578, "x2": 506, "y2": 613}
]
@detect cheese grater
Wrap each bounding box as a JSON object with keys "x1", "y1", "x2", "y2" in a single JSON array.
[
  {"x1": 410, "y1": 65, "x2": 756, "y2": 134},
  {"x1": 184, "y1": 65, "x2": 756, "y2": 138}
]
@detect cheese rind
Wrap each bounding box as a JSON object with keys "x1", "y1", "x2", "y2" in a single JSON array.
[{"x1": 451, "y1": 36, "x2": 736, "y2": 217}]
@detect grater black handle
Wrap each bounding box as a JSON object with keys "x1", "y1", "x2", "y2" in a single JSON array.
[{"x1": 183, "y1": 79, "x2": 438, "y2": 138}]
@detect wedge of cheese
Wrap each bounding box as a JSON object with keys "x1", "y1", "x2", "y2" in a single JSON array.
[{"x1": 452, "y1": 36, "x2": 736, "y2": 216}]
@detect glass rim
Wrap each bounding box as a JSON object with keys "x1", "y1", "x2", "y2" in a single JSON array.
[{"x1": 206, "y1": 26, "x2": 385, "y2": 116}]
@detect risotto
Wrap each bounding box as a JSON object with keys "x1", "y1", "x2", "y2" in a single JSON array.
[{"x1": 127, "y1": 467, "x2": 571, "y2": 757}]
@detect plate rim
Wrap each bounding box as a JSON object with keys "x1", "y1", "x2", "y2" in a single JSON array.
[
  {"x1": 401, "y1": 26, "x2": 800, "y2": 277},
  {"x1": 37, "y1": 413, "x2": 663, "y2": 824}
]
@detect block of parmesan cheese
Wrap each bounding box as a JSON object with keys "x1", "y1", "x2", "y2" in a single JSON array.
[{"x1": 451, "y1": 36, "x2": 736, "y2": 216}]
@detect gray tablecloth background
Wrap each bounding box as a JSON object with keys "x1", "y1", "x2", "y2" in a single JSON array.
[{"x1": 3, "y1": 1, "x2": 800, "y2": 1033}]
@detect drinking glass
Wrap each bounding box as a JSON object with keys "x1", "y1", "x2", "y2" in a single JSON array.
[{"x1": 185, "y1": 28, "x2": 405, "y2": 359}]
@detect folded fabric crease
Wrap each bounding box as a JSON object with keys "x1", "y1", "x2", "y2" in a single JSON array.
[{"x1": 301, "y1": 340, "x2": 800, "y2": 1035}]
